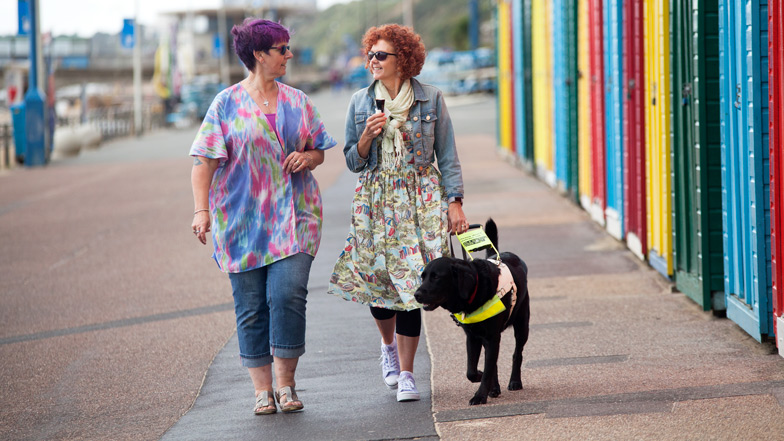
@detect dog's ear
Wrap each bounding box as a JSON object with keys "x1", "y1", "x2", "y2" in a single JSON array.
[{"x1": 451, "y1": 260, "x2": 476, "y2": 301}]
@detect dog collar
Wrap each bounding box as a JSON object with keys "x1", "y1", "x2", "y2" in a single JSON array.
[
  {"x1": 467, "y1": 274, "x2": 478, "y2": 305},
  {"x1": 453, "y1": 261, "x2": 517, "y2": 325}
]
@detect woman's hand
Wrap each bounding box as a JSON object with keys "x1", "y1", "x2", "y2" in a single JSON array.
[
  {"x1": 191, "y1": 155, "x2": 218, "y2": 245},
  {"x1": 284, "y1": 150, "x2": 320, "y2": 173},
  {"x1": 357, "y1": 112, "x2": 387, "y2": 158},
  {"x1": 362, "y1": 112, "x2": 387, "y2": 139},
  {"x1": 448, "y1": 202, "x2": 469, "y2": 234},
  {"x1": 192, "y1": 211, "x2": 211, "y2": 245}
]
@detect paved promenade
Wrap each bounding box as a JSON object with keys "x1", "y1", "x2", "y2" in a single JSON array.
[{"x1": 1, "y1": 90, "x2": 783, "y2": 440}]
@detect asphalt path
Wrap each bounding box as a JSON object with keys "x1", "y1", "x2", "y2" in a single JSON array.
[{"x1": 0, "y1": 127, "x2": 237, "y2": 441}]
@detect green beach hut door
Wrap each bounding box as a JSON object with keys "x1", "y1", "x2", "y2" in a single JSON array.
[{"x1": 672, "y1": 0, "x2": 724, "y2": 311}]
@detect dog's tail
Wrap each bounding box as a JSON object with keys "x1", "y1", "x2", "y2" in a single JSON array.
[{"x1": 485, "y1": 218, "x2": 498, "y2": 258}]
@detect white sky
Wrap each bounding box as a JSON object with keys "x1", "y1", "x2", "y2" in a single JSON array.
[{"x1": 0, "y1": 0, "x2": 350, "y2": 37}]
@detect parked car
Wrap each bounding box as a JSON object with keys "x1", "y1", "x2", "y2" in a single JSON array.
[{"x1": 418, "y1": 48, "x2": 496, "y2": 95}]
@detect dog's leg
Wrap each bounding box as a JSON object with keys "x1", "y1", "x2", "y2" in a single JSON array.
[
  {"x1": 490, "y1": 373, "x2": 501, "y2": 398},
  {"x1": 465, "y1": 333, "x2": 483, "y2": 383},
  {"x1": 488, "y1": 338, "x2": 501, "y2": 398},
  {"x1": 508, "y1": 299, "x2": 530, "y2": 391},
  {"x1": 469, "y1": 336, "x2": 501, "y2": 405}
]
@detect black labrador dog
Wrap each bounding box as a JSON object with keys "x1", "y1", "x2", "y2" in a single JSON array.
[{"x1": 414, "y1": 219, "x2": 529, "y2": 405}]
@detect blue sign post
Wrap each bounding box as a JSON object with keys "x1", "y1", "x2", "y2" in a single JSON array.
[
  {"x1": 213, "y1": 32, "x2": 223, "y2": 59},
  {"x1": 18, "y1": 0, "x2": 31, "y2": 35},
  {"x1": 121, "y1": 18, "x2": 135, "y2": 49},
  {"x1": 24, "y1": 0, "x2": 46, "y2": 167},
  {"x1": 469, "y1": 0, "x2": 479, "y2": 50}
]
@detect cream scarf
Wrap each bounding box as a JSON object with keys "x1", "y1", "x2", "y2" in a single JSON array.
[{"x1": 374, "y1": 79, "x2": 414, "y2": 167}]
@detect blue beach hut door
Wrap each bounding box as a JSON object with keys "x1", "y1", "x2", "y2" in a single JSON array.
[
  {"x1": 719, "y1": 0, "x2": 773, "y2": 341},
  {"x1": 603, "y1": 0, "x2": 624, "y2": 240}
]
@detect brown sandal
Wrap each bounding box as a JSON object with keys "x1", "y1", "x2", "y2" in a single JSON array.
[
  {"x1": 254, "y1": 391, "x2": 277, "y2": 415},
  {"x1": 275, "y1": 386, "x2": 304, "y2": 412}
]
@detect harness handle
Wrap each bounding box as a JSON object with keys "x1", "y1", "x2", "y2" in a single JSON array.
[{"x1": 449, "y1": 223, "x2": 485, "y2": 261}]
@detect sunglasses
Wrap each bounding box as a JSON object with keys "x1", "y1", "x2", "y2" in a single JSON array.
[
  {"x1": 269, "y1": 45, "x2": 291, "y2": 55},
  {"x1": 367, "y1": 51, "x2": 397, "y2": 61}
]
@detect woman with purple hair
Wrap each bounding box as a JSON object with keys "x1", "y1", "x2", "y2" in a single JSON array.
[{"x1": 189, "y1": 18, "x2": 336, "y2": 415}]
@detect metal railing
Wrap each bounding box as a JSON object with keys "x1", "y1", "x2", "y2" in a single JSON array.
[
  {"x1": 0, "y1": 104, "x2": 167, "y2": 172},
  {"x1": 57, "y1": 103, "x2": 166, "y2": 141}
]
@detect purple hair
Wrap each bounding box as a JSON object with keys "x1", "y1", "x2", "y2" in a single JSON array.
[{"x1": 231, "y1": 18, "x2": 290, "y2": 70}]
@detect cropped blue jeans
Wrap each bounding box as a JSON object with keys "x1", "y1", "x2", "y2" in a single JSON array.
[{"x1": 228, "y1": 253, "x2": 313, "y2": 368}]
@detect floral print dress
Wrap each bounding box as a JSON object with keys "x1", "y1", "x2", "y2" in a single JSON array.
[{"x1": 328, "y1": 120, "x2": 449, "y2": 310}]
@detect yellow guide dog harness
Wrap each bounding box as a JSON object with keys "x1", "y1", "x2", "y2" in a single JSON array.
[
  {"x1": 452, "y1": 260, "x2": 518, "y2": 324},
  {"x1": 450, "y1": 227, "x2": 518, "y2": 325}
]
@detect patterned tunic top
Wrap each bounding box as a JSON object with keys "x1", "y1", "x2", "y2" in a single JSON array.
[{"x1": 190, "y1": 82, "x2": 336, "y2": 273}]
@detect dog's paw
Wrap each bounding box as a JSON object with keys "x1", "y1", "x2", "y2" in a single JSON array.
[
  {"x1": 489, "y1": 386, "x2": 501, "y2": 398},
  {"x1": 508, "y1": 380, "x2": 523, "y2": 391},
  {"x1": 466, "y1": 370, "x2": 483, "y2": 383},
  {"x1": 469, "y1": 394, "x2": 488, "y2": 405}
]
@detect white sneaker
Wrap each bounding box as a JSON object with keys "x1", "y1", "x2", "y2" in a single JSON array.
[
  {"x1": 380, "y1": 341, "x2": 400, "y2": 388},
  {"x1": 396, "y1": 371, "x2": 420, "y2": 402}
]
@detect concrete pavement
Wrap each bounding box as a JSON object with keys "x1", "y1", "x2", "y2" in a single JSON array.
[
  {"x1": 425, "y1": 133, "x2": 784, "y2": 440},
  {"x1": 1, "y1": 90, "x2": 783, "y2": 440}
]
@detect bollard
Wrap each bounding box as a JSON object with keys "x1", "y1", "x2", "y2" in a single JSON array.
[
  {"x1": 24, "y1": 90, "x2": 46, "y2": 167},
  {"x1": 11, "y1": 103, "x2": 26, "y2": 164},
  {"x1": 0, "y1": 124, "x2": 10, "y2": 170}
]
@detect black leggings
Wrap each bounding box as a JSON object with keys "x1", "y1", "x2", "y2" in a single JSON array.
[{"x1": 369, "y1": 307, "x2": 421, "y2": 338}]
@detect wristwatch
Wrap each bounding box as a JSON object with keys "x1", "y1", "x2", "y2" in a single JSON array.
[{"x1": 448, "y1": 196, "x2": 463, "y2": 205}]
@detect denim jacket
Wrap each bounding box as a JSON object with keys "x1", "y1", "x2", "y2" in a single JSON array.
[{"x1": 343, "y1": 78, "x2": 464, "y2": 200}]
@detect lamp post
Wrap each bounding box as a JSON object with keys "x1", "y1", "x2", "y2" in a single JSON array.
[
  {"x1": 133, "y1": 0, "x2": 143, "y2": 136},
  {"x1": 24, "y1": 0, "x2": 46, "y2": 166},
  {"x1": 469, "y1": 0, "x2": 479, "y2": 50},
  {"x1": 217, "y1": 0, "x2": 230, "y2": 86}
]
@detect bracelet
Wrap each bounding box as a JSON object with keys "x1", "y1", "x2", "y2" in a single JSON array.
[{"x1": 193, "y1": 209, "x2": 209, "y2": 215}]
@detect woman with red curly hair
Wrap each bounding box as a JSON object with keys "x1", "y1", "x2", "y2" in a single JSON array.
[{"x1": 329, "y1": 24, "x2": 467, "y2": 402}]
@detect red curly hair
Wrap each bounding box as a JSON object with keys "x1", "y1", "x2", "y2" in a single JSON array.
[{"x1": 362, "y1": 24, "x2": 426, "y2": 80}]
